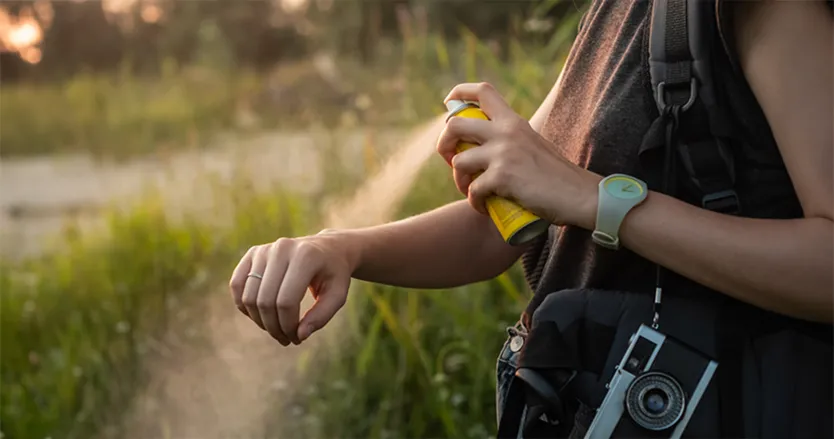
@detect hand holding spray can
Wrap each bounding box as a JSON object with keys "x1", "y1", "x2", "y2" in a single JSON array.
[{"x1": 445, "y1": 99, "x2": 550, "y2": 246}]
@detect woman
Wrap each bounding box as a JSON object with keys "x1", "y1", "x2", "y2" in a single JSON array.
[{"x1": 230, "y1": 0, "x2": 832, "y2": 436}]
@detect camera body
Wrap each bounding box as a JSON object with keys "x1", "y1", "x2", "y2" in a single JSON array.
[{"x1": 584, "y1": 324, "x2": 718, "y2": 439}]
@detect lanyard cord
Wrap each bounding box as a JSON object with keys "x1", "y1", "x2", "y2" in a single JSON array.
[{"x1": 652, "y1": 105, "x2": 681, "y2": 330}]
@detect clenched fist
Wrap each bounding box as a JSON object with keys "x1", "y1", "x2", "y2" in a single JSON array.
[{"x1": 229, "y1": 229, "x2": 358, "y2": 346}]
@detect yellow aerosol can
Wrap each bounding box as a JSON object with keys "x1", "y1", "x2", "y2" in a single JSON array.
[{"x1": 445, "y1": 99, "x2": 550, "y2": 246}]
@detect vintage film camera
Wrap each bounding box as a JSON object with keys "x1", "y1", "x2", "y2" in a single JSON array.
[{"x1": 584, "y1": 324, "x2": 718, "y2": 439}]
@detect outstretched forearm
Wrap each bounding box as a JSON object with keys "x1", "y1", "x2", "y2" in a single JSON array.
[
  {"x1": 344, "y1": 69, "x2": 565, "y2": 290},
  {"x1": 345, "y1": 200, "x2": 526, "y2": 289}
]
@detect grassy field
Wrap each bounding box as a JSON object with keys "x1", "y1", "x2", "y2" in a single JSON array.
[
  {"x1": 0, "y1": 19, "x2": 579, "y2": 439},
  {"x1": 0, "y1": 184, "x2": 314, "y2": 439}
]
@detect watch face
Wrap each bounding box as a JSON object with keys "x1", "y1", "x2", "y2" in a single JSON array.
[{"x1": 603, "y1": 176, "x2": 645, "y2": 200}]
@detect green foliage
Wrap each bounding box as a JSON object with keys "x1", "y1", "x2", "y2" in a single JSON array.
[
  {"x1": 0, "y1": 200, "x2": 212, "y2": 439},
  {"x1": 276, "y1": 158, "x2": 533, "y2": 439},
  {"x1": 0, "y1": 184, "x2": 313, "y2": 439},
  {"x1": 283, "y1": 280, "x2": 529, "y2": 439},
  {"x1": 0, "y1": 66, "x2": 260, "y2": 158}
]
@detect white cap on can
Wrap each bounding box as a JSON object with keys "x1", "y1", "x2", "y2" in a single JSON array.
[{"x1": 445, "y1": 99, "x2": 480, "y2": 121}]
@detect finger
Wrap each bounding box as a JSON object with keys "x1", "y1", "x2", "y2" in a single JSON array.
[
  {"x1": 451, "y1": 143, "x2": 494, "y2": 176},
  {"x1": 257, "y1": 242, "x2": 291, "y2": 346},
  {"x1": 444, "y1": 82, "x2": 515, "y2": 120},
  {"x1": 436, "y1": 117, "x2": 494, "y2": 165},
  {"x1": 297, "y1": 276, "x2": 349, "y2": 342},
  {"x1": 467, "y1": 170, "x2": 501, "y2": 216},
  {"x1": 241, "y1": 246, "x2": 268, "y2": 330},
  {"x1": 229, "y1": 246, "x2": 256, "y2": 316},
  {"x1": 452, "y1": 166, "x2": 473, "y2": 197},
  {"x1": 451, "y1": 143, "x2": 495, "y2": 196},
  {"x1": 276, "y1": 246, "x2": 323, "y2": 343}
]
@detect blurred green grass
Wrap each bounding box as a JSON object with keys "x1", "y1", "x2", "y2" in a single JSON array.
[
  {"x1": 1, "y1": 14, "x2": 578, "y2": 160},
  {"x1": 273, "y1": 158, "x2": 532, "y2": 439},
  {"x1": 0, "y1": 184, "x2": 314, "y2": 439},
  {"x1": 0, "y1": 13, "x2": 580, "y2": 439},
  {"x1": 0, "y1": 63, "x2": 252, "y2": 159}
]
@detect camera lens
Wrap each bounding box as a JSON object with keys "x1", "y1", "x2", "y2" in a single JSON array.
[
  {"x1": 643, "y1": 389, "x2": 668, "y2": 414},
  {"x1": 625, "y1": 372, "x2": 685, "y2": 431}
]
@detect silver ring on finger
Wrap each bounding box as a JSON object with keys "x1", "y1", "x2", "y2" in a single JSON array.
[{"x1": 247, "y1": 272, "x2": 264, "y2": 280}]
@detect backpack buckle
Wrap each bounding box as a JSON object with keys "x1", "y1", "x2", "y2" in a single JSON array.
[
  {"x1": 514, "y1": 368, "x2": 578, "y2": 428},
  {"x1": 702, "y1": 189, "x2": 740, "y2": 215},
  {"x1": 656, "y1": 78, "x2": 698, "y2": 113}
]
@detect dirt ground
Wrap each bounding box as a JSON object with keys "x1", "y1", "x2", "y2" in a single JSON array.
[{"x1": 0, "y1": 128, "x2": 408, "y2": 260}]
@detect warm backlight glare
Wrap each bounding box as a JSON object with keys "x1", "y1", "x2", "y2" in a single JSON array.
[
  {"x1": 141, "y1": 4, "x2": 162, "y2": 23},
  {"x1": 0, "y1": 7, "x2": 45, "y2": 64},
  {"x1": 8, "y1": 21, "x2": 41, "y2": 49},
  {"x1": 19, "y1": 46, "x2": 43, "y2": 64}
]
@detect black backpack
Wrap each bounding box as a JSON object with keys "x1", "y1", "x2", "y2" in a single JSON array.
[{"x1": 496, "y1": 1, "x2": 834, "y2": 437}]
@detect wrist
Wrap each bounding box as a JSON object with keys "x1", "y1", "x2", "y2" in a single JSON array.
[
  {"x1": 578, "y1": 173, "x2": 603, "y2": 231},
  {"x1": 341, "y1": 229, "x2": 368, "y2": 276},
  {"x1": 317, "y1": 228, "x2": 366, "y2": 276}
]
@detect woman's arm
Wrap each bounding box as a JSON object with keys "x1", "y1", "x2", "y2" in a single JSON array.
[
  {"x1": 438, "y1": 1, "x2": 831, "y2": 323},
  {"x1": 350, "y1": 70, "x2": 566, "y2": 289},
  {"x1": 439, "y1": 1, "x2": 832, "y2": 323},
  {"x1": 617, "y1": 0, "x2": 833, "y2": 323}
]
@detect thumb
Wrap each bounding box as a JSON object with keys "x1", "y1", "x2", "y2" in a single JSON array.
[{"x1": 298, "y1": 276, "x2": 349, "y2": 341}]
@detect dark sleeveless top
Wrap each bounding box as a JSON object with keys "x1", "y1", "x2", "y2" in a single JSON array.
[{"x1": 521, "y1": 0, "x2": 822, "y2": 324}]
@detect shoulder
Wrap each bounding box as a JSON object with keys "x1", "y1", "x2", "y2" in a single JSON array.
[{"x1": 716, "y1": 0, "x2": 832, "y2": 73}]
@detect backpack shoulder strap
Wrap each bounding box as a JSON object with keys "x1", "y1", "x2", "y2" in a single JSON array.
[
  {"x1": 647, "y1": 0, "x2": 740, "y2": 215},
  {"x1": 647, "y1": 2, "x2": 746, "y2": 438}
]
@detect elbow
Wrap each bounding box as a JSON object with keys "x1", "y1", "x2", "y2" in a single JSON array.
[
  {"x1": 767, "y1": 286, "x2": 832, "y2": 325},
  {"x1": 470, "y1": 249, "x2": 525, "y2": 284},
  {"x1": 749, "y1": 217, "x2": 833, "y2": 324},
  {"x1": 792, "y1": 217, "x2": 833, "y2": 324},
  {"x1": 798, "y1": 288, "x2": 834, "y2": 324},
  {"x1": 801, "y1": 217, "x2": 833, "y2": 323},
  {"x1": 794, "y1": 299, "x2": 833, "y2": 325}
]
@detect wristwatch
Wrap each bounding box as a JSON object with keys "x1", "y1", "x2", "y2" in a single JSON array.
[{"x1": 592, "y1": 173, "x2": 649, "y2": 250}]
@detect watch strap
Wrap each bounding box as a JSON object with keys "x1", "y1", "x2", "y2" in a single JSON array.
[{"x1": 593, "y1": 184, "x2": 623, "y2": 249}]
